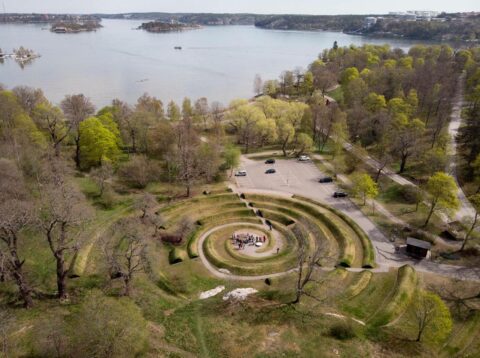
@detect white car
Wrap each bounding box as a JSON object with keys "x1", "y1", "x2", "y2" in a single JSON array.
[
  {"x1": 298, "y1": 155, "x2": 311, "y2": 162},
  {"x1": 235, "y1": 170, "x2": 247, "y2": 177}
]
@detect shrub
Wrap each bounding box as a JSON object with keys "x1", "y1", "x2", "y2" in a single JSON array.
[
  {"x1": 399, "y1": 184, "x2": 423, "y2": 204},
  {"x1": 117, "y1": 155, "x2": 161, "y2": 189},
  {"x1": 329, "y1": 322, "x2": 356, "y2": 340}
]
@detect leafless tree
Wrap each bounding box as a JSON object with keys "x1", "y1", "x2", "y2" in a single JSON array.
[
  {"x1": 60, "y1": 94, "x2": 95, "y2": 168},
  {"x1": 104, "y1": 218, "x2": 147, "y2": 297},
  {"x1": 175, "y1": 117, "x2": 201, "y2": 197},
  {"x1": 291, "y1": 225, "x2": 326, "y2": 304},
  {"x1": 253, "y1": 74, "x2": 263, "y2": 96},
  {"x1": 149, "y1": 212, "x2": 165, "y2": 237},
  {"x1": 210, "y1": 101, "x2": 225, "y2": 142},
  {"x1": 194, "y1": 97, "x2": 209, "y2": 129},
  {"x1": 90, "y1": 161, "x2": 114, "y2": 197},
  {"x1": 374, "y1": 153, "x2": 393, "y2": 182},
  {"x1": 176, "y1": 216, "x2": 194, "y2": 239},
  {"x1": 135, "y1": 93, "x2": 164, "y2": 120},
  {"x1": 133, "y1": 192, "x2": 157, "y2": 220},
  {"x1": 0, "y1": 159, "x2": 34, "y2": 308},
  {"x1": 12, "y1": 86, "x2": 46, "y2": 115},
  {"x1": 36, "y1": 159, "x2": 91, "y2": 299}
]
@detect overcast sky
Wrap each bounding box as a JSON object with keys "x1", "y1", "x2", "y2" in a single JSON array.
[{"x1": 3, "y1": 0, "x2": 479, "y2": 15}]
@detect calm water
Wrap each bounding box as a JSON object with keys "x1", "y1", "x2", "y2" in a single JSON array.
[{"x1": 1, "y1": 19, "x2": 428, "y2": 108}]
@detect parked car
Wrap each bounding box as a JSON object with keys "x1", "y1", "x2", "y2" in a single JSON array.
[
  {"x1": 265, "y1": 169, "x2": 276, "y2": 174},
  {"x1": 235, "y1": 170, "x2": 247, "y2": 177},
  {"x1": 298, "y1": 155, "x2": 311, "y2": 162},
  {"x1": 333, "y1": 191, "x2": 348, "y2": 198},
  {"x1": 265, "y1": 158, "x2": 276, "y2": 164},
  {"x1": 319, "y1": 177, "x2": 333, "y2": 183}
]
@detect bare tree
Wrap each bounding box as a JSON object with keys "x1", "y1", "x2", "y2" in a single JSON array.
[
  {"x1": 133, "y1": 192, "x2": 157, "y2": 220},
  {"x1": 149, "y1": 212, "x2": 165, "y2": 237},
  {"x1": 175, "y1": 117, "x2": 201, "y2": 197},
  {"x1": 60, "y1": 94, "x2": 95, "y2": 168},
  {"x1": 0, "y1": 159, "x2": 34, "y2": 308},
  {"x1": 12, "y1": 86, "x2": 46, "y2": 115},
  {"x1": 176, "y1": 216, "x2": 194, "y2": 239},
  {"x1": 210, "y1": 101, "x2": 225, "y2": 143},
  {"x1": 104, "y1": 218, "x2": 146, "y2": 297},
  {"x1": 90, "y1": 161, "x2": 114, "y2": 197},
  {"x1": 374, "y1": 153, "x2": 393, "y2": 182},
  {"x1": 36, "y1": 159, "x2": 91, "y2": 299},
  {"x1": 194, "y1": 97, "x2": 209, "y2": 129},
  {"x1": 254, "y1": 74, "x2": 263, "y2": 96},
  {"x1": 291, "y1": 225, "x2": 326, "y2": 304}
]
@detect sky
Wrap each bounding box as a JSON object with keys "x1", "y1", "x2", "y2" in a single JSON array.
[{"x1": 3, "y1": 0, "x2": 479, "y2": 15}]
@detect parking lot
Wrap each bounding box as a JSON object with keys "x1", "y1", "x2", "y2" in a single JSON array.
[
  {"x1": 235, "y1": 157, "x2": 338, "y2": 203},
  {"x1": 234, "y1": 156, "x2": 394, "y2": 267}
]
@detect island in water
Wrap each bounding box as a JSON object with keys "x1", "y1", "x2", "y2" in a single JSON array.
[
  {"x1": 51, "y1": 20, "x2": 103, "y2": 33},
  {"x1": 0, "y1": 46, "x2": 40, "y2": 68},
  {"x1": 138, "y1": 21, "x2": 201, "y2": 33}
]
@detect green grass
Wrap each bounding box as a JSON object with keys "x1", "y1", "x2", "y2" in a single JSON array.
[{"x1": 368, "y1": 265, "x2": 418, "y2": 327}]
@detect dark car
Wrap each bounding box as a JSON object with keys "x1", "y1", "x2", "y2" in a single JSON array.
[
  {"x1": 265, "y1": 169, "x2": 276, "y2": 174},
  {"x1": 333, "y1": 191, "x2": 348, "y2": 198},
  {"x1": 265, "y1": 158, "x2": 276, "y2": 164},
  {"x1": 319, "y1": 177, "x2": 333, "y2": 183}
]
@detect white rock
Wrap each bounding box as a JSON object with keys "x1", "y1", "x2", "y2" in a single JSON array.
[
  {"x1": 199, "y1": 286, "x2": 225, "y2": 300},
  {"x1": 218, "y1": 268, "x2": 231, "y2": 274},
  {"x1": 222, "y1": 288, "x2": 258, "y2": 301}
]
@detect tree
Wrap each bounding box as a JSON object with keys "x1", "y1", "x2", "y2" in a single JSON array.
[
  {"x1": 90, "y1": 160, "x2": 113, "y2": 197},
  {"x1": 254, "y1": 74, "x2": 263, "y2": 96},
  {"x1": 194, "y1": 97, "x2": 209, "y2": 129},
  {"x1": 117, "y1": 155, "x2": 161, "y2": 189},
  {"x1": 411, "y1": 291, "x2": 452, "y2": 343},
  {"x1": 167, "y1": 100, "x2": 181, "y2": 121},
  {"x1": 296, "y1": 133, "x2": 313, "y2": 155},
  {"x1": 352, "y1": 173, "x2": 379, "y2": 206},
  {"x1": 175, "y1": 117, "x2": 201, "y2": 197},
  {"x1": 423, "y1": 172, "x2": 460, "y2": 227},
  {"x1": 12, "y1": 86, "x2": 46, "y2": 115},
  {"x1": 182, "y1": 97, "x2": 193, "y2": 120},
  {"x1": 374, "y1": 152, "x2": 393, "y2": 182},
  {"x1": 224, "y1": 145, "x2": 241, "y2": 177},
  {"x1": 0, "y1": 159, "x2": 34, "y2": 308},
  {"x1": 134, "y1": 192, "x2": 157, "y2": 220},
  {"x1": 79, "y1": 116, "x2": 121, "y2": 169},
  {"x1": 36, "y1": 159, "x2": 91, "y2": 299},
  {"x1": 460, "y1": 194, "x2": 480, "y2": 251},
  {"x1": 389, "y1": 116, "x2": 425, "y2": 174},
  {"x1": 32, "y1": 102, "x2": 70, "y2": 156},
  {"x1": 291, "y1": 225, "x2": 325, "y2": 304},
  {"x1": 60, "y1": 94, "x2": 95, "y2": 168},
  {"x1": 135, "y1": 93, "x2": 164, "y2": 120},
  {"x1": 228, "y1": 103, "x2": 264, "y2": 153},
  {"x1": 104, "y1": 218, "x2": 146, "y2": 297}
]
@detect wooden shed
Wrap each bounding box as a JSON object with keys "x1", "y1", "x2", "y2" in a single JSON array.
[{"x1": 406, "y1": 237, "x2": 432, "y2": 259}]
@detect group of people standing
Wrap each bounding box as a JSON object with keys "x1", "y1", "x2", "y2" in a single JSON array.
[{"x1": 232, "y1": 233, "x2": 266, "y2": 250}]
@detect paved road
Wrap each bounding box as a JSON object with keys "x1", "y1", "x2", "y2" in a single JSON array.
[
  {"x1": 447, "y1": 73, "x2": 477, "y2": 222},
  {"x1": 230, "y1": 156, "x2": 480, "y2": 281}
]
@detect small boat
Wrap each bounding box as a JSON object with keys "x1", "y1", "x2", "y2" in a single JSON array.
[{"x1": 174, "y1": 46, "x2": 182, "y2": 50}]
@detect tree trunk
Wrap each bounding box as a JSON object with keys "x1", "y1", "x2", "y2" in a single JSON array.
[
  {"x1": 375, "y1": 168, "x2": 382, "y2": 182},
  {"x1": 399, "y1": 154, "x2": 408, "y2": 174},
  {"x1": 461, "y1": 213, "x2": 478, "y2": 251},
  {"x1": 423, "y1": 201, "x2": 437, "y2": 227},
  {"x1": 74, "y1": 136, "x2": 81, "y2": 169},
  {"x1": 123, "y1": 277, "x2": 131, "y2": 297},
  {"x1": 55, "y1": 252, "x2": 68, "y2": 300}
]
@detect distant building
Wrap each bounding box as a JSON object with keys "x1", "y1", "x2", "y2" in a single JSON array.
[
  {"x1": 364, "y1": 17, "x2": 378, "y2": 28},
  {"x1": 52, "y1": 26, "x2": 67, "y2": 33}
]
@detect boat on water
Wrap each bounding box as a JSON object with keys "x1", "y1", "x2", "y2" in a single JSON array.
[{"x1": 174, "y1": 46, "x2": 182, "y2": 50}]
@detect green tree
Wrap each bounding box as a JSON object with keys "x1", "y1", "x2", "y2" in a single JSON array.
[
  {"x1": 411, "y1": 291, "x2": 452, "y2": 343},
  {"x1": 461, "y1": 194, "x2": 480, "y2": 251},
  {"x1": 167, "y1": 100, "x2": 181, "y2": 121},
  {"x1": 79, "y1": 117, "x2": 121, "y2": 169},
  {"x1": 296, "y1": 133, "x2": 313, "y2": 154},
  {"x1": 389, "y1": 116, "x2": 425, "y2": 174},
  {"x1": 341, "y1": 67, "x2": 360, "y2": 86},
  {"x1": 223, "y1": 145, "x2": 241, "y2": 177},
  {"x1": 352, "y1": 173, "x2": 379, "y2": 206},
  {"x1": 423, "y1": 172, "x2": 460, "y2": 227}
]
